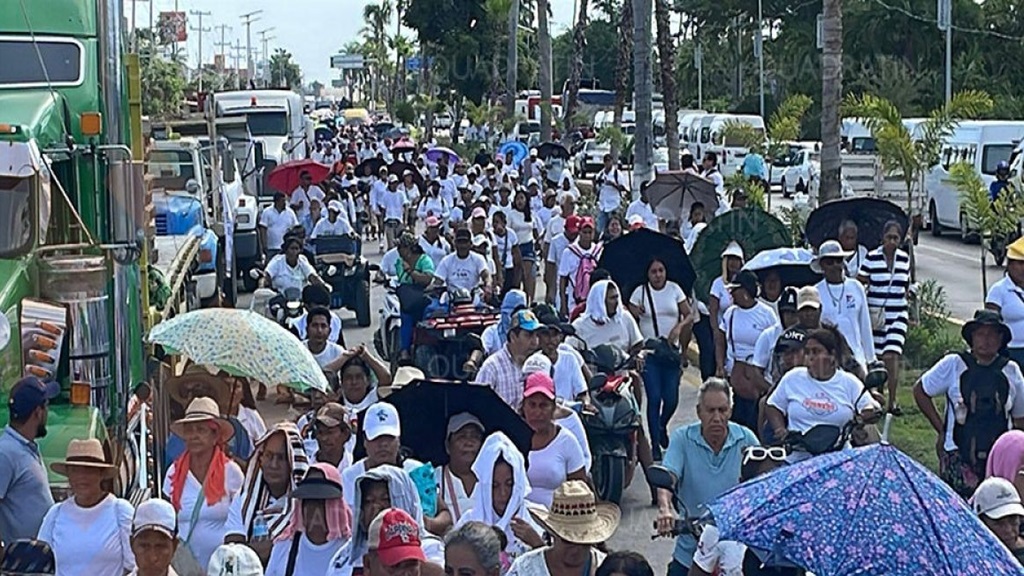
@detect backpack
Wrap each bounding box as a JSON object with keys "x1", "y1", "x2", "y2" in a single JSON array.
[
  {"x1": 569, "y1": 242, "x2": 603, "y2": 304},
  {"x1": 953, "y1": 352, "x2": 1012, "y2": 476}
]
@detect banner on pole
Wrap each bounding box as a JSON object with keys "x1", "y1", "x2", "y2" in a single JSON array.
[{"x1": 157, "y1": 12, "x2": 187, "y2": 45}]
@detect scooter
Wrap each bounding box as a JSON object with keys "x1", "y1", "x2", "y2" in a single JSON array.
[
  {"x1": 372, "y1": 276, "x2": 402, "y2": 375},
  {"x1": 581, "y1": 344, "x2": 644, "y2": 505},
  {"x1": 646, "y1": 465, "x2": 703, "y2": 541}
]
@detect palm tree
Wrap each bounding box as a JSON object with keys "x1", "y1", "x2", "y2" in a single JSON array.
[
  {"x1": 501, "y1": 0, "x2": 518, "y2": 115},
  {"x1": 562, "y1": 0, "x2": 589, "y2": 145},
  {"x1": 390, "y1": 34, "x2": 415, "y2": 102},
  {"x1": 362, "y1": 1, "x2": 393, "y2": 104},
  {"x1": 654, "y1": 0, "x2": 679, "y2": 169},
  {"x1": 632, "y1": 0, "x2": 654, "y2": 191},
  {"x1": 612, "y1": 0, "x2": 633, "y2": 161},
  {"x1": 819, "y1": 0, "x2": 842, "y2": 202},
  {"x1": 537, "y1": 0, "x2": 553, "y2": 142}
]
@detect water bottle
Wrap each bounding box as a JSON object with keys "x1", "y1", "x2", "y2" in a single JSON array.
[{"x1": 252, "y1": 513, "x2": 269, "y2": 541}]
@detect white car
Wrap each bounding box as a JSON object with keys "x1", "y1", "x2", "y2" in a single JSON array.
[
  {"x1": 434, "y1": 111, "x2": 454, "y2": 129},
  {"x1": 575, "y1": 139, "x2": 611, "y2": 179},
  {"x1": 781, "y1": 149, "x2": 820, "y2": 198}
]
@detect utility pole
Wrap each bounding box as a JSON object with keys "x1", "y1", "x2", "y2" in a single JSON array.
[
  {"x1": 231, "y1": 40, "x2": 245, "y2": 88},
  {"x1": 214, "y1": 24, "x2": 231, "y2": 69},
  {"x1": 240, "y1": 10, "x2": 263, "y2": 87},
  {"x1": 189, "y1": 10, "x2": 212, "y2": 92},
  {"x1": 756, "y1": 0, "x2": 765, "y2": 119},
  {"x1": 258, "y1": 28, "x2": 276, "y2": 87},
  {"x1": 938, "y1": 0, "x2": 952, "y2": 104}
]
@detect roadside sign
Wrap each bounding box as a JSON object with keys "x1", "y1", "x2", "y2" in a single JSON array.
[
  {"x1": 331, "y1": 79, "x2": 345, "y2": 88},
  {"x1": 406, "y1": 56, "x2": 434, "y2": 71},
  {"x1": 331, "y1": 54, "x2": 365, "y2": 70}
]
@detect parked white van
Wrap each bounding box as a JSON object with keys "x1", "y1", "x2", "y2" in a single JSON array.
[
  {"x1": 926, "y1": 120, "x2": 1024, "y2": 239},
  {"x1": 678, "y1": 111, "x2": 706, "y2": 155},
  {"x1": 704, "y1": 114, "x2": 766, "y2": 177}
]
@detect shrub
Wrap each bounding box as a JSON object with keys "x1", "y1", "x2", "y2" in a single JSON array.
[{"x1": 902, "y1": 279, "x2": 962, "y2": 370}]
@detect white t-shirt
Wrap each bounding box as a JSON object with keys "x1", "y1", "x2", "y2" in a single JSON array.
[
  {"x1": 434, "y1": 467, "x2": 475, "y2": 523},
  {"x1": 508, "y1": 547, "x2": 606, "y2": 576},
  {"x1": 265, "y1": 534, "x2": 345, "y2": 576},
  {"x1": 625, "y1": 199, "x2": 660, "y2": 230},
  {"x1": 291, "y1": 186, "x2": 326, "y2": 221},
  {"x1": 311, "y1": 217, "x2": 354, "y2": 238},
  {"x1": 845, "y1": 244, "x2": 869, "y2": 279},
  {"x1": 419, "y1": 236, "x2": 452, "y2": 268},
  {"x1": 224, "y1": 492, "x2": 286, "y2": 538},
  {"x1": 434, "y1": 252, "x2": 490, "y2": 292},
  {"x1": 417, "y1": 196, "x2": 450, "y2": 220},
  {"x1": 291, "y1": 311, "x2": 344, "y2": 344},
  {"x1": 596, "y1": 168, "x2": 627, "y2": 213},
  {"x1": 767, "y1": 367, "x2": 877, "y2": 435},
  {"x1": 987, "y1": 276, "x2": 1024, "y2": 347},
  {"x1": 720, "y1": 303, "x2": 779, "y2": 373},
  {"x1": 507, "y1": 209, "x2": 541, "y2": 245},
  {"x1": 709, "y1": 277, "x2": 733, "y2": 326},
  {"x1": 307, "y1": 340, "x2": 347, "y2": 370},
  {"x1": 545, "y1": 212, "x2": 565, "y2": 244},
  {"x1": 526, "y1": 351, "x2": 586, "y2": 401},
  {"x1": 379, "y1": 189, "x2": 409, "y2": 221},
  {"x1": 237, "y1": 405, "x2": 267, "y2": 453},
  {"x1": 37, "y1": 494, "x2": 135, "y2": 576},
  {"x1": 492, "y1": 229, "x2": 520, "y2": 269},
  {"x1": 260, "y1": 206, "x2": 299, "y2": 251},
  {"x1": 693, "y1": 525, "x2": 746, "y2": 576},
  {"x1": 162, "y1": 460, "x2": 245, "y2": 569},
  {"x1": 629, "y1": 282, "x2": 687, "y2": 340},
  {"x1": 815, "y1": 279, "x2": 875, "y2": 367},
  {"x1": 558, "y1": 242, "x2": 602, "y2": 309},
  {"x1": 555, "y1": 408, "x2": 592, "y2": 470},
  {"x1": 526, "y1": 426, "x2": 587, "y2": 508},
  {"x1": 571, "y1": 313, "x2": 643, "y2": 354},
  {"x1": 546, "y1": 233, "x2": 570, "y2": 268},
  {"x1": 919, "y1": 353, "x2": 1024, "y2": 451},
  {"x1": 266, "y1": 254, "x2": 317, "y2": 293}
]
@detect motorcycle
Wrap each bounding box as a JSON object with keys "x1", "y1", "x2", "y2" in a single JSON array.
[
  {"x1": 311, "y1": 235, "x2": 374, "y2": 327},
  {"x1": 411, "y1": 287, "x2": 498, "y2": 380},
  {"x1": 580, "y1": 343, "x2": 645, "y2": 505},
  {"x1": 248, "y1": 268, "x2": 304, "y2": 329},
  {"x1": 646, "y1": 465, "x2": 703, "y2": 541},
  {"x1": 372, "y1": 275, "x2": 402, "y2": 375}
]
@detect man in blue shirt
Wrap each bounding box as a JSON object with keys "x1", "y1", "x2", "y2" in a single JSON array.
[
  {"x1": 656, "y1": 378, "x2": 760, "y2": 575},
  {"x1": 0, "y1": 377, "x2": 59, "y2": 545},
  {"x1": 742, "y1": 150, "x2": 768, "y2": 181}
]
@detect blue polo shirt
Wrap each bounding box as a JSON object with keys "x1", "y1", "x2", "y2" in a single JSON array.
[
  {"x1": 0, "y1": 426, "x2": 55, "y2": 544},
  {"x1": 742, "y1": 153, "x2": 768, "y2": 180},
  {"x1": 661, "y1": 421, "x2": 759, "y2": 567}
]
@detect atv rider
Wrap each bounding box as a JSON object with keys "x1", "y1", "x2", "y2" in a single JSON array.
[{"x1": 991, "y1": 160, "x2": 1013, "y2": 202}]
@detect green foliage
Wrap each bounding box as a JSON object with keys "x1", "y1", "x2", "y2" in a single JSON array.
[
  {"x1": 393, "y1": 100, "x2": 417, "y2": 125},
  {"x1": 765, "y1": 94, "x2": 813, "y2": 161},
  {"x1": 269, "y1": 49, "x2": 302, "y2": 89},
  {"x1": 955, "y1": 162, "x2": 1024, "y2": 241},
  {"x1": 778, "y1": 205, "x2": 809, "y2": 246},
  {"x1": 902, "y1": 279, "x2": 962, "y2": 370},
  {"x1": 720, "y1": 121, "x2": 765, "y2": 154},
  {"x1": 137, "y1": 34, "x2": 186, "y2": 119},
  {"x1": 723, "y1": 172, "x2": 766, "y2": 210}
]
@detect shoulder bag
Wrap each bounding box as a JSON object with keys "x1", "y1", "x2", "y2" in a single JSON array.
[
  {"x1": 868, "y1": 258, "x2": 897, "y2": 331},
  {"x1": 645, "y1": 284, "x2": 682, "y2": 364},
  {"x1": 171, "y1": 487, "x2": 208, "y2": 576}
]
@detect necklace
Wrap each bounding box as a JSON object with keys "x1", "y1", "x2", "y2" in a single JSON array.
[{"x1": 825, "y1": 281, "x2": 846, "y2": 307}]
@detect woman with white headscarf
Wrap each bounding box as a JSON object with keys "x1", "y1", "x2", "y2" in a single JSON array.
[
  {"x1": 458, "y1": 433, "x2": 544, "y2": 565},
  {"x1": 569, "y1": 279, "x2": 643, "y2": 356},
  {"x1": 327, "y1": 465, "x2": 445, "y2": 576}
]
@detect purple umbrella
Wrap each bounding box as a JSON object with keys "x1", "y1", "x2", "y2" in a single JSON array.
[{"x1": 425, "y1": 146, "x2": 460, "y2": 165}]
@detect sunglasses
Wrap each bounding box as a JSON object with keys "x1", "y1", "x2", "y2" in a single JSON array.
[{"x1": 743, "y1": 446, "x2": 788, "y2": 465}]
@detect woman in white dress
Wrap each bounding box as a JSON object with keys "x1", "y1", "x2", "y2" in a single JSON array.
[
  {"x1": 38, "y1": 439, "x2": 135, "y2": 576},
  {"x1": 162, "y1": 397, "x2": 245, "y2": 570}
]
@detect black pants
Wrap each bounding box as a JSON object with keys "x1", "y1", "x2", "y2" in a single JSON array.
[
  {"x1": 731, "y1": 395, "x2": 760, "y2": 432},
  {"x1": 693, "y1": 315, "x2": 716, "y2": 381},
  {"x1": 667, "y1": 560, "x2": 688, "y2": 576}
]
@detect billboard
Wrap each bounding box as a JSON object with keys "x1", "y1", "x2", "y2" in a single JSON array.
[
  {"x1": 157, "y1": 11, "x2": 187, "y2": 45},
  {"x1": 331, "y1": 53, "x2": 364, "y2": 70}
]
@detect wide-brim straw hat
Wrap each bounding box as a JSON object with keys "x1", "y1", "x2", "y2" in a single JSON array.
[
  {"x1": 165, "y1": 363, "x2": 230, "y2": 407},
  {"x1": 170, "y1": 396, "x2": 235, "y2": 443},
  {"x1": 50, "y1": 438, "x2": 117, "y2": 478},
  {"x1": 529, "y1": 480, "x2": 620, "y2": 545},
  {"x1": 379, "y1": 366, "x2": 424, "y2": 399}
]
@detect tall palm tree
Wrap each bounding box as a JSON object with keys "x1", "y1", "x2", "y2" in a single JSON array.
[
  {"x1": 632, "y1": 0, "x2": 654, "y2": 191},
  {"x1": 611, "y1": 0, "x2": 633, "y2": 161},
  {"x1": 362, "y1": 1, "x2": 392, "y2": 104},
  {"x1": 562, "y1": 0, "x2": 589, "y2": 144},
  {"x1": 654, "y1": 0, "x2": 679, "y2": 169},
  {"x1": 537, "y1": 0, "x2": 553, "y2": 142},
  {"x1": 819, "y1": 0, "x2": 842, "y2": 202},
  {"x1": 502, "y1": 0, "x2": 519, "y2": 116}
]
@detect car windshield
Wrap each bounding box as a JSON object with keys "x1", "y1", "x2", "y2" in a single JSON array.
[
  {"x1": 147, "y1": 150, "x2": 197, "y2": 191},
  {"x1": 982, "y1": 144, "x2": 1015, "y2": 175},
  {"x1": 0, "y1": 175, "x2": 33, "y2": 256}
]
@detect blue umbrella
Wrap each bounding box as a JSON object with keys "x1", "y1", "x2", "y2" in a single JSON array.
[
  {"x1": 498, "y1": 140, "x2": 528, "y2": 165},
  {"x1": 707, "y1": 443, "x2": 1024, "y2": 576},
  {"x1": 425, "y1": 146, "x2": 461, "y2": 165}
]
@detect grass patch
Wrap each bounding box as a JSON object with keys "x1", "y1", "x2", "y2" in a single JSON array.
[{"x1": 887, "y1": 371, "x2": 944, "y2": 473}]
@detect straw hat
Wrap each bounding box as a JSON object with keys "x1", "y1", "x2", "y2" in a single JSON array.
[
  {"x1": 530, "y1": 480, "x2": 620, "y2": 545},
  {"x1": 379, "y1": 366, "x2": 424, "y2": 399},
  {"x1": 50, "y1": 438, "x2": 116, "y2": 478},
  {"x1": 165, "y1": 363, "x2": 229, "y2": 407},
  {"x1": 170, "y1": 397, "x2": 234, "y2": 443}
]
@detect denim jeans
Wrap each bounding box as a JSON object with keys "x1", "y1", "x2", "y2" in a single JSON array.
[
  {"x1": 399, "y1": 297, "x2": 444, "y2": 352},
  {"x1": 644, "y1": 356, "x2": 681, "y2": 456},
  {"x1": 597, "y1": 210, "x2": 614, "y2": 236}
]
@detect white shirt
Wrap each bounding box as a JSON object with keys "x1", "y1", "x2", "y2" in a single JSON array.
[
  {"x1": 311, "y1": 216, "x2": 354, "y2": 238},
  {"x1": 815, "y1": 278, "x2": 875, "y2": 367},
  {"x1": 291, "y1": 186, "x2": 325, "y2": 221},
  {"x1": 693, "y1": 525, "x2": 746, "y2": 576},
  {"x1": 629, "y1": 282, "x2": 687, "y2": 340},
  {"x1": 291, "y1": 311, "x2": 344, "y2": 344},
  {"x1": 237, "y1": 405, "x2": 267, "y2": 453},
  {"x1": 507, "y1": 209, "x2": 541, "y2": 245},
  {"x1": 987, "y1": 276, "x2": 1024, "y2": 347},
  {"x1": 919, "y1": 353, "x2": 1024, "y2": 451},
  {"x1": 379, "y1": 189, "x2": 409, "y2": 221},
  {"x1": 439, "y1": 177, "x2": 459, "y2": 207},
  {"x1": 546, "y1": 233, "x2": 570, "y2": 269},
  {"x1": 545, "y1": 212, "x2": 566, "y2": 244},
  {"x1": 434, "y1": 252, "x2": 490, "y2": 292},
  {"x1": 508, "y1": 547, "x2": 606, "y2": 576},
  {"x1": 750, "y1": 322, "x2": 784, "y2": 381},
  {"x1": 527, "y1": 351, "x2": 586, "y2": 401},
  {"x1": 224, "y1": 492, "x2": 286, "y2": 538},
  {"x1": 526, "y1": 426, "x2": 587, "y2": 508},
  {"x1": 720, "y1": 303, "x2": 779, "y2": 373},
  {"x1": 492, "y1": 229, "x2": 520, "y2": 269},
  {"x1": 555, "y1": 406, "x2": 592, "y2": 470},
  {"x1": 709, "y1": 277, "x2": 733, "y2": 326},
  {"x1": 558, "y1": 242, "x2": 601, "y2": 309},
  {"x1": 435, "y1": 467, "x2": 475, "y2": 523},
  {"x1": 572, "y1": 313, "x2": 644, "y2": 354},
  {"x1": 401, "y1": 183, "x2": 421, "y2": 205},
  {"x1": 596, "y1": 168, "x2": 627, "y2": 213},
  {"x1": 162, "y1": 460, "x2": 245, "y2": 570},
  {"x1": 845, "y1": 244, "x2": 869, "y2": 279},
  {"x1": 260, "y1": 206, "x2": 299, "y2": 251},
  {"x1": 307, "y1": 340, "x2": 347, "y2": 370},
  {"x1": 38, "y1": 494, "x2": 135, "y2": 576},
  {"x1": 265, "y1": 534, "x2": 345, "y2": 576},
  {"x1": 419, "y1": 236, "x2": 452, "y2": 268},
  {"x1": 626, "y1": 199, "x2": 660, "y2": 230},
  {"x1": 370, "y1": 179, "x2": 388, "y2": 212},
  {"x1": 417, "y1": 195, "x2": 450, "y2": 220},
  {"x1": 266, "y1": 254, "x2": 317, "y2": 293}
]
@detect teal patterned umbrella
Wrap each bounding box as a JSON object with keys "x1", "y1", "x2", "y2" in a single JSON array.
[{"x1": 148, "y1": 308, "x2": 328, "y2": 392}]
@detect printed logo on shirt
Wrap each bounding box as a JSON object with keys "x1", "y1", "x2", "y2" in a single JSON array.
[
  {"x1": 845, "y1": 294, "x2": 856, "y2": 309},
  {"x1": 802, "y1": 394, "x2": 838, "y2": 417}
]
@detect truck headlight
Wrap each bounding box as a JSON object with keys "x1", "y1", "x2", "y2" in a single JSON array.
[{"x1": 236, "y1": 213, "x2": 251, "y2": 224}]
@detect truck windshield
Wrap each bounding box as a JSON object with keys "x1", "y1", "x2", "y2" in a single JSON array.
[
  {"x1": 0, "y1": 40, "x2": 82, "y2": 86},
  {"x1": 147, "y1": 150, "x2": 196, "y2": 191},
  {"x1": 243, "y1": 113, "x2": 289, "y2": 137},
  {"x1": 0, "y1": 176, "x2": 33, "y2": 256}
]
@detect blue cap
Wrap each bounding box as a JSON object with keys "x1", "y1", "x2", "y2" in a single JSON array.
[
  {"x1": 8, "y1": 376, "x2": 60, "y2": 420},
  {"x1": 510, "y1": 310, "x2": 541, "y2": 332},
  {"x1": 0, "y1": 539, "x2": 56, "y2": 575}
]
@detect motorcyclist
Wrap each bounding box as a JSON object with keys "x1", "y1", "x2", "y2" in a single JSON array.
[
  {"x1": 262, "y1": 235, "x2": 326, "y2": 293},
  {"x1": 311, "y1": 200, "x2": 356, "y2": 238},
  {"x1": 432, "y1": 228, "x2": 493, "y2": 300},
  {"x1": 991, "y1": 160, "x2": 1013, "y2": 201}
]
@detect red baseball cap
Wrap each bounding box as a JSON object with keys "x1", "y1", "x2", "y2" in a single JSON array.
[
  {"x1": 367, "y1": 508, "x2": 426, "y2": 567},
  {"x1": 565, "y1": 214, "x2": 584, "y2": 234},
  {"x1": 523, "y1": 372, "x2": 556, "y2": 400}
]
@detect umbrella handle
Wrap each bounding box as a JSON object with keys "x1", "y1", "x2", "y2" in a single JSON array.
[{"x1": 880, "y1": 413, "x2": 894, "y2": 444}]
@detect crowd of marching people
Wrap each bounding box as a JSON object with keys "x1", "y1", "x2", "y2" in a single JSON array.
[{"x1": 6, "y1": 121, "x2": 1024, "y2": 576}]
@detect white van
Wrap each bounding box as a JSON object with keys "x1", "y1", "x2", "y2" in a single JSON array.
[
  {"x1": 925, "y1": 120, "x2": 1024, "y2": 239},
  {"x1": 677, "y1": 111, "x2": 706, "y2": 152},
  {"x1": 705, "y1": 114, "x2": 766, "y2": 177},
  {"x1": 841, "y1": 118, "x2": 875, "y2": 153},
  {"x1": 685, "y1": 113, "x2": 708, "y2": 158}
]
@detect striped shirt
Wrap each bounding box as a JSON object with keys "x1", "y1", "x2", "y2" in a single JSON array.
[
  {"x1": 858, "y1": 247, "x2": 911, "y2": 311},
  {"x1": 476, "y1": 346, "x2": 525, "y2": 409}
]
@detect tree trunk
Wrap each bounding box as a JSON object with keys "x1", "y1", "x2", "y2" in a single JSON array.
[
  {"x1": 820, "y1": 0, "x2": 843, "y2": 202},
  {"x1": 393, "y1": 8, "x2": 403, "y2": 105},
  {"x1": 505, "y1": 0, "x2": 520, "y2": 117},
  {"x1": 562, "y1": 0, "x2": 589, "y2": 146},
  {"x1": 538, "y1": 0, "x2": 553, "y2": 142},
  {"x1": 632, "y1": 0, "x2": 653, "y2": 196},
  {"x1": 612, "y1": 0, "x2": 634, "y2": 161},
  {"x1": 654, "y1": 0, "x2": 679, "y2": 169}
]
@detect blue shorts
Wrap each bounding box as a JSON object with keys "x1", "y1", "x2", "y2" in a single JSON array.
[{"x1": 519, "y1": 241, "x2": 536, "y2": 262}]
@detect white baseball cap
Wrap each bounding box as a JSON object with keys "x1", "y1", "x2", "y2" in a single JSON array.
[
  {"x1": 207, "y1": 544, "x2": 263, "y2": 576},
  {"x1": 132, "y1": 498, "x2": 177, "y2": 539},
  {"x1": 522, "y1": 352, "x2": 553, "y2": 377},
  {"x1": 528, "y1": 178, "x2": 539, "y2": 188},
  {"x1": 364, "y1": 402, "x2": 401, "y2": 440},
  {"x1": 972, "y1": 477, "x2": 1024, "y2": 519},
  {"x1": 327, "y1": 200, "x2": 344, "y2": 213}
]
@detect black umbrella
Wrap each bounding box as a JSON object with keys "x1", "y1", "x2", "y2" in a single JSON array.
[
  {"x1": 805, "y1": 197, "x2": 908, "y2": 251},
  {"x1": 645, "y1": 171, "x2": 721, "y2": 224},
  {"x1": 388, "y1": 160, "x2": 425, "y2": 190},
  {"x1": 314, "y1": 125, "x2": 335, "y2": 142},
  {"x1": 352, "y1": 380, "x2": 533, "y2": 467},
  {"x1": 535, "y1": 141, "x2": 571, "y2": 161},
  {"x1": 354, "y1": 157, "x2": 385, "y2": 178},
  {"x1": 598, "y1": 228, "x2": 697, "y2": 300}
]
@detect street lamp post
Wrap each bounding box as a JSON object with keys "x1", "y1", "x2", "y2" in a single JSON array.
[
  {"x1": 757, "y1": 0, "x2": 765, "y2": 119},
  {"x1": 189, "y1": 10, "x2": 212, "y2": 92},
  {"x1": 240, "y1": 10, "x2": 263, "y2": 86}
]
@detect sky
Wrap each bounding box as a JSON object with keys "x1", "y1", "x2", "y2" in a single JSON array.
[{"x1": 129, "y1": 0, "x2": 577, "y2": 85}]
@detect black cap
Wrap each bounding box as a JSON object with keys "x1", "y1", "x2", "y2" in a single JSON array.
[
  {"x1": 454, "y1": 228, "x2": 472, "y2": 242},
  {"x1": 775, "y1": 328, "x2": 807, "y2": 352},
  {"x1": 8, "y1": 377, "x2": 60, "y2": 420},
  {"x1": 726, "y1": 269, "x2": 759, "y2": 296},
  {"x1": 779, "y1": 286, "x2": 798, "y2": 312}
]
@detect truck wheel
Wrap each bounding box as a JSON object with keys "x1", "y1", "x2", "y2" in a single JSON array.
[{"x1": 355, "y1": 279, "x2": 371, "y2": 327}]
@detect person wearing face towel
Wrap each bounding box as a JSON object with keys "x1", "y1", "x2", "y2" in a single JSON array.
[{"x1": 458, "y1": 433, "x2": 545, "y2": 564}]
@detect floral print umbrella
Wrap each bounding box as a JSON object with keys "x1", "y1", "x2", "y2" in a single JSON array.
[
  {"x1": 148, "y1": 308, "x2": 328, "y2": 393},
  {"x1": 708, "y1": 444, "x2": 1024, "y2": 576}
]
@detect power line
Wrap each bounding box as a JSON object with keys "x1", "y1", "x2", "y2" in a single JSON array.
[{"x1": 866, "y1": 0, "x2": 1024, "y2": 41}]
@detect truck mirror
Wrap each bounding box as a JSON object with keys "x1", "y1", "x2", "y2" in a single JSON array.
[
  {"x1": 254, "y1": 142, "x2": 265, "y2": 167},
  {"x1": 223, "y1": 156, "x2": 236, "y2": 183},
  {"x1": 185, "y1": 179, "x2": 200, "y2": 194}
]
